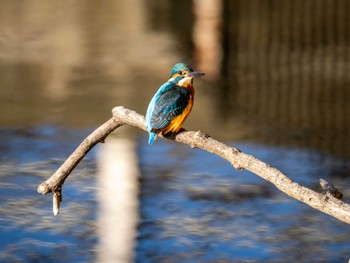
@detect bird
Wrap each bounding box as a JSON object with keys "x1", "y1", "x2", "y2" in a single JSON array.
[{"x1": 145, "y1": 63, "x2": 205, "y2": 144}]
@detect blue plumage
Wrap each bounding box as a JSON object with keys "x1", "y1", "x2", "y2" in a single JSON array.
[
  {"x1": 169, "y1": 63, "x2": 193, "y2": 78},
  {"x1": 146, "y1": 63, "x2": 205, "y2": 145},
  {"x1": 146, "y1": 76, "x2": 187, "y2": 144}
]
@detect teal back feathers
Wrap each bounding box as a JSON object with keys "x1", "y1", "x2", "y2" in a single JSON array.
[{"x1": 146, "y1": 62, "x2": 204, "y2": 145}]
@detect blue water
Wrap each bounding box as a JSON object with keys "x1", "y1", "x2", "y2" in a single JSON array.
[
  {"x1": 136, "y1": 136, "x2": 350, "y2": 262},
  {"x1": 0, "y1": 127, "x2": 97, "y2": 263},
  {"x1": 0, "y1": 127, "x2": 349, "y2": 262}
]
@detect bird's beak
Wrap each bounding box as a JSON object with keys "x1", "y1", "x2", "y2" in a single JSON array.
[{"x1": 187, "y1": 71, "x2": 205, "y2": 78}]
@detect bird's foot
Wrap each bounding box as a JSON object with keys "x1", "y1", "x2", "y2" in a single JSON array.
[{"x1": 162, "y1": 131, "x2": 177, "y2": 140}]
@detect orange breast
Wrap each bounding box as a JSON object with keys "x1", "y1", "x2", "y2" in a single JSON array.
[{"x1": 162, "y1": 95, "x2": 193, "y2": 134}]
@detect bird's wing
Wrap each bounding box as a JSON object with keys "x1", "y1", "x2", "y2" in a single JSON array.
[{"x1": 148, "y1": 83, "x2": 191, "y2": 130}]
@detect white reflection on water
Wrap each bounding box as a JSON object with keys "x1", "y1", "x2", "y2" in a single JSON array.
[
  {"x1": 0, "y1": 0, "x2": 349, "y2": 261},
  {"x1": 96, "y1": 135, "x2": 139, "y2": 263},
  {"x1": 0, "y1": 127, "x2": 350, "y2": 262}
]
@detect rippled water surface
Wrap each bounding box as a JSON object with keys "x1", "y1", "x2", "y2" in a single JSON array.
[
  {"x1": 1, "y1": 127, "x2": 350, "y2": 262},
  {"x1": 1, "y1": 1, "x2": 350, "y2": 262}
]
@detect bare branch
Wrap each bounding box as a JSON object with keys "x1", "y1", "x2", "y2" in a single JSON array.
[
  {"x1": 37, "y1": 117, "x2": 122, "y2": 213},
  {"x1": 37, "y1": 106, "x2": 350, "y2": 224}
]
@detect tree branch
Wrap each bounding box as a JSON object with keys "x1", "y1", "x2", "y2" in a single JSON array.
[{"x1": 37, "y1": 106, "x2": 350, "y2": 224}]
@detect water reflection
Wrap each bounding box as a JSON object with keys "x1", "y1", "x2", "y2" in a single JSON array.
[
  {"x1": 136, "y1": 140, "x2": 350, "y2": 262},
  {"x1": 217, "y1": 0, "x2": 350, "y2": 158},
  {"x1": 0, "y1": 127, "x2": 97, "y2": 262},
  {"x1": 0, "y1": 0, "x2": 350, "y2": 262},
  {"x1": 0, "y1": 0, "x2": 179, "y2": 127},
  {"x1": 1, "y1": 127, "x2": 349, "y2": 261},
  {"x1": 96, "y1": 135, "x2": 139, "y2": 262}
]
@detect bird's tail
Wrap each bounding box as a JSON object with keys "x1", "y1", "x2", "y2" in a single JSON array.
[{"x1": 148, "y1": 132, "x2": 157, "y2": 145}]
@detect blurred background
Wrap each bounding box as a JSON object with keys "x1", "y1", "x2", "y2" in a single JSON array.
[{"x1": 0, "y1": 0, "x2": 350, "y2": 262}]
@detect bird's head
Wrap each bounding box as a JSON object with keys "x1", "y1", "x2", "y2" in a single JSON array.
[{"x1": 169, "y1": 63, "x2": 205, "y2": 81}]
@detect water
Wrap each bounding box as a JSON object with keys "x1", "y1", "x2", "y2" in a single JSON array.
[
  {"x1": 137, "y1": 138, "x2": 350, "y2": 262},
  {"x1": 1, "y1": 1, "x2": 350, "y2": 262},
  {"x1": 0, "y1": 127, "x2": 97, "y2": 262},
  {"x1": 1, "y1": 127, "x2": 349, "y2": 262}
]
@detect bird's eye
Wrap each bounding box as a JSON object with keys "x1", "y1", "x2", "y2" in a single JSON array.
[{"x1": 177, "y1": 70, "x2": 183, "y2": 75}]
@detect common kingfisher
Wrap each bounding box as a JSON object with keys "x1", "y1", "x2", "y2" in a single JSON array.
[{"x1": 146, "y1": 63, "x2": 205, "y2": 144}]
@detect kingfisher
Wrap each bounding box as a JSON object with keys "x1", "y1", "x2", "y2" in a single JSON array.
[{"x1": 146, "y1": 63, "x2": 205, "y2": 144}]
